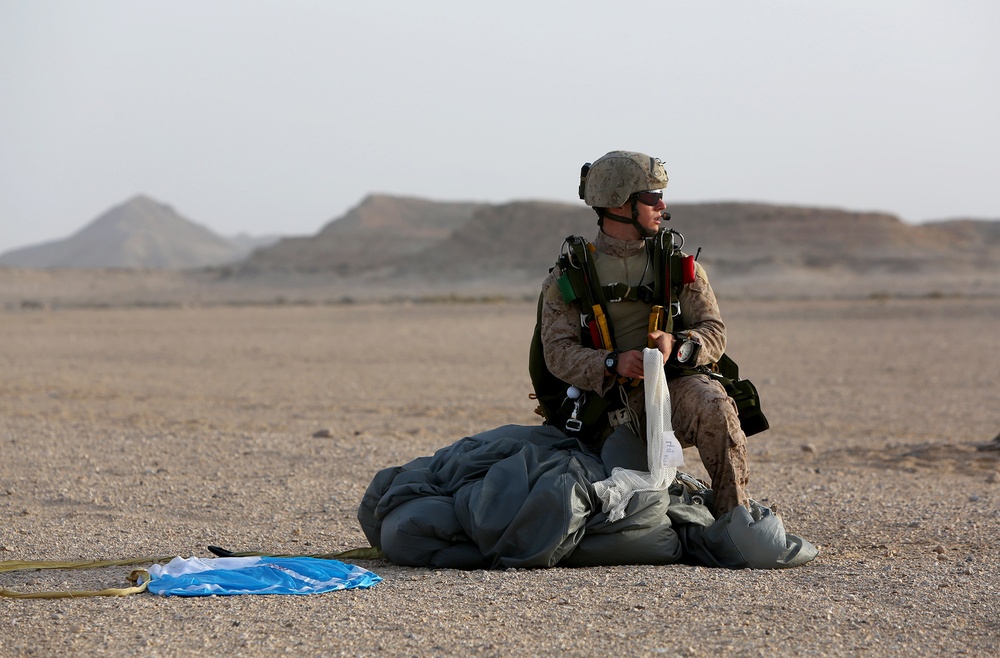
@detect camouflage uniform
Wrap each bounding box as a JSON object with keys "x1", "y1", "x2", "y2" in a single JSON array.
[{"x1": 540, "y1": 230, "x2": 750, "y2": 515}]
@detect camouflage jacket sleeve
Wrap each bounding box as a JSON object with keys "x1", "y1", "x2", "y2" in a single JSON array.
[
  {"x1": 539, "y1": 269, "x2": 616, "y2": 396},
  {"x1": 677, "y1": 261, "x2": 727, "y2": 366}
]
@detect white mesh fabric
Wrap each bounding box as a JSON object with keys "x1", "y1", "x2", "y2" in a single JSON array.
[{"x1": 593, "y1": 348, "x2": 683, "y2": 522}]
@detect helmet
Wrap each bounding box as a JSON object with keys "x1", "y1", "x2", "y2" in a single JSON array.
[{"x1": 579, "y1": 151, "x2": 668, "y2": 208}]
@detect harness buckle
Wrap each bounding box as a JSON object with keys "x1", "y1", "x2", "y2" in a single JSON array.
[{"x1": 606, "y1": 284, "x2": 630, "y2": 304}]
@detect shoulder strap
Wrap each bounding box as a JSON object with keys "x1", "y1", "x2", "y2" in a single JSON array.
[
  {"x1": 557, "y1": 236, "x2": 616, "y2": 350},
  {"x1": 650, "y1": 229, "x2": 682, "y2": 334}
]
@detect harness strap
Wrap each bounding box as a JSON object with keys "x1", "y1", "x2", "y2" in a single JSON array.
[
  {"x1": 560, "y1": 236, "x2": 617, "y2": 351},
  {"x1": 602, "y1": 282, "x2": 655, "y2": 304},
  {"x1": 540, "y1": 230, "x2": 695, "y2": 441}
]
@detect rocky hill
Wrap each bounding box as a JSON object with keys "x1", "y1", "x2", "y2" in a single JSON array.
[
  {"x1": 658, "y1": 203, "x2": 1000, "y2": 275},
  {"x1": 237, "y1": 195, "x2": 489, "y2": 275},
  {"x1": 241, "y1": 195, "x2": 1000, "y2": 285},
  {"x1": 0, "y1": 196, "x2": 258, "y2": 269}
]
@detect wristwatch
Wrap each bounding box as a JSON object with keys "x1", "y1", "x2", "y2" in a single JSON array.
[{"x1": 604, "y1": 350, "x2": 620, "y2": 374}]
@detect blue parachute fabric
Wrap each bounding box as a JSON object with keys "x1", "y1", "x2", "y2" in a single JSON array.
[{"x1": 146, "y1": 556, "x2": 382, "y2": 597}]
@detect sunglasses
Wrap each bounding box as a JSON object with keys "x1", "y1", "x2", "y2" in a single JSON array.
[{"x1": 634, "y1": 191, "x2": 663, "y2": 206}]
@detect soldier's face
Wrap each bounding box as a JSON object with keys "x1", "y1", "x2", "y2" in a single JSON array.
[
  {"x1": 634, "y1": 194, "x2": 667, "y2": 234},
  {"x1": 604, "y1": 191, "x2": 668, "y2": 238}
]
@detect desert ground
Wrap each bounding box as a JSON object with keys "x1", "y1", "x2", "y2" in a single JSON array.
[{"x1": 1, "y1": 294, "x2": 998, "y2": 656}]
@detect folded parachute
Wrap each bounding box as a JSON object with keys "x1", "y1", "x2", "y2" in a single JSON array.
[{"x1": 358, "y1": 424, "x2": 817, "y2": 570}]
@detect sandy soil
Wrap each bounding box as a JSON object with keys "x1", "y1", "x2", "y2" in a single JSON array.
[{"x1": 1, "y1": 297, "x2": 998, "y2": 656}]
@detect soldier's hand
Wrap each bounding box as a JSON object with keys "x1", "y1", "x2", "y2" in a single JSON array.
[
  {"x1": 648, "y1": 330, "x2": 675, "y2": 364},
  {"x1": 616, "y1": 349, "x2": 647, "y2": 379}
]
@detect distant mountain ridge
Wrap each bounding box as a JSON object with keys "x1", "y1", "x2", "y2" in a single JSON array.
[
  {"x1": 0, "y1": 195, "x2": 272, "y2": 269},
  {"x1": 3, "y1": 194, "x2": 998, "y2": 294},
  {"x1": 654, "y1": 203, "x2": 1000, "y2": 275},
  {"x1": 240, "y1": 195, "x2": 1000, "y2": 285}
]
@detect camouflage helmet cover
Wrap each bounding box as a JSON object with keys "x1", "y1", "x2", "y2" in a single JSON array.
[{"x1": 580, "y1": 151, "x2": 669, "y2": 208}]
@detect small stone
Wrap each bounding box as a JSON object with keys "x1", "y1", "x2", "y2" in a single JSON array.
[
  {"x1": 986, "y1": 472, "x2": 999, "y2": 484},
  {"x1": 312, "y1": 429, "x2": 332, "y2": 438},
  {"x1": 932, "y1": 545, "x2": 946, "y2": 554},
  {"x1": 801, "y1": 444, "x2": 817, "y2": 454}
]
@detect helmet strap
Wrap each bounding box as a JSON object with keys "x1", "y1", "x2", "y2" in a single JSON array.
[
  {"x1": 630, "y1": 197, "x2": 658, "y2": 238},
  {"x1": 597, "y1": 201, "x2": 656, "y2": 240}
]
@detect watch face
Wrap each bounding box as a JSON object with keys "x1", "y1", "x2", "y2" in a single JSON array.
[
  {"x1": 606, "y1": 356, "x2": 615, "y2": 368},
  {"x1": 676, "y1": 340, "x2": 696, "y2": 363}
]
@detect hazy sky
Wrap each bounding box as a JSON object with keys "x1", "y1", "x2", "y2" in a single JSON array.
[{"x1": 2, "y1": 1, "x2": 998, "y2": 254}]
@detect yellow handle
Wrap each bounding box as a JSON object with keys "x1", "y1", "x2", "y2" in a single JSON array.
[
  {"x1": 647, "y1": 305, "x2": 665, "y2": 347},
  {"x1": 592, "y1": 305, "x2": 613, "y2": 350}
]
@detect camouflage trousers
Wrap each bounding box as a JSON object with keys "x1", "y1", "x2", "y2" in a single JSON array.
[{"x1": 621, "y1": 373, "x2": 750, "y2": 516}]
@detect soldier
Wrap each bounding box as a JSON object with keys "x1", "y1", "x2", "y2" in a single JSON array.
[{"x1": 538, "y1": 150, "x2": 750, "y2": 515}]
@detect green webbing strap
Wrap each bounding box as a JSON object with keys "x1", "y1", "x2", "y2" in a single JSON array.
[
  {"x1": 205, "y1": 546, "x2": 384, "y2": 560},
  {"x1": 651, "y1": 232, "x2": 666, "y2": 307},
  {"x1": 579, "y1": 239, "x2": 610, "y2": 311},
  {"x1": 0, "y1": 546, "x2": 383, "y2": 599},
  {"x1": 562, "y1": 236, "x2": 599, "y2": 311},
  {"x1": 567, "y1": 235, "x2": 618, "y2": 348},
  {"x1": 558, "y1": 235, "x2": 618, "y2": 350},
  {"x1": 0, "y1": 555, "x2": 171, "y2": 599},
  {"x1": 0, "y1": 571, "x2": 151, "y2": 599},
  {"x1": 0, "y1": 554, "x2": 177, "y2": 574}
]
